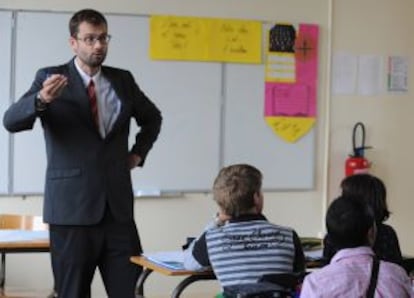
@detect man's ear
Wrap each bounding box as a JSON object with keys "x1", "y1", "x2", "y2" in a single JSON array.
[
  {"x1": 69, "y1": 36, "x2": 77, "y2": 53},
  {"x1": 253, "y1": 191, "x2": 264, "y2": 213}
]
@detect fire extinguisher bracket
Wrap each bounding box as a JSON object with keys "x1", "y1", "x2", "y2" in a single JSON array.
[{"x1": 345, "y1": 122, "x2": 372, "y2": 176}]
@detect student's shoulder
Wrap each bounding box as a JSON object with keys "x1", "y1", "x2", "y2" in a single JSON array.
[
  {"x1": 380, "y1": 222, "x2": 398, "y2": 232},
  {"x1": 303, "y1": 262, "x2": 338, "y2": 283},
  {"x1": 379, "y1": 259, "x2": 411, "y2": 284},
  {"x1": 377, "y1": 223, "x2": 399, "y2": 239},
  {"x1": 381, "y1": 259, "x2": 407, "y2": 273},
  {"x1": 265, "y1": 222, "x2": 298, "y2": 236}
]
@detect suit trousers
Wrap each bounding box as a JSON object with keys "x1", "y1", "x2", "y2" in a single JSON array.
[{"x1": 49, "y1": 207, "x2": 143, "y2": 298}]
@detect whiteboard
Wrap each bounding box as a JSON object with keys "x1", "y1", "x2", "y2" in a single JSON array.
[
  {"x1": 0, "y1": 11, "x2": 12, "y2": 194},
  {"x1": 11, "y1": 12, "x2": 221, "y2": 194},
  {"x1": 13, "y1": 12, "x2": 72, "y2": 194},
  {"x1": 8, "y1": 11, "x2": 315, "y2": 194},
  {"x1": 223, "y1": 64, "x2": 315, "y2": 190},
  {"x1": 106, "y1": 15, "x2": 221, "y2": 193}
]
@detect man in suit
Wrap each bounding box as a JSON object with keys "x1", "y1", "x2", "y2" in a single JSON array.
[{"x1": 3, "y1": 9, "x2": 162, "y2": 298}]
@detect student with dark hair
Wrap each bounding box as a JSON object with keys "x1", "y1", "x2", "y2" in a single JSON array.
[
  {"x1": 301, "y1": 195, "x2": 412, "y2": 297},
  {"x1": 323, "y1": 174, "x2": 402, "y2": 265},
  {"x1": 183, "y1": 164, "x2": 305, "y2": 289}
]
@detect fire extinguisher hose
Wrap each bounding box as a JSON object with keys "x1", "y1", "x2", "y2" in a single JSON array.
[{"x1": 352, "y1": 122, "x2": 371, "y2": 157}]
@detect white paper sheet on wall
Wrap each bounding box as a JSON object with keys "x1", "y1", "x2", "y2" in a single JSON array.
[
  {"x1": 387, "y1": 55, "x2": 409, "y2": 93},
  {"x1": 357, "y1": 55, "x2": 383, "y2": 96},
  {"x1": 332, "y1": 52, "x2": 358, "y2": 95}
]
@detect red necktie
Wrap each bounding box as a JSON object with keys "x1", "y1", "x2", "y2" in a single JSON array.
[{"x1": 87, "y1": 80, "x2": 99, "y2": 129}]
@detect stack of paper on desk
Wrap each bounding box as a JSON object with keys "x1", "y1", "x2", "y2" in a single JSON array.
[
  {"x1": 300, "y1": 237, "x2": 323, "y2": 262},
  {"x1": 304, "y1": 249, "x2": 323, "y2": 261},
  {"x1": 143, "y1": 251, "x2": 185, "y2": 270},
  {"x1": 0, "y1": 230, "x2": 49, "y2": 242},
  {"x1": 300, "y1": 237, "x2": 323, "y2": 251}
]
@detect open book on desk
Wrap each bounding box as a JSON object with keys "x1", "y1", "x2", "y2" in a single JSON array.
[
  {"x1": 143, "y1": 251, "x2": 186, "y2": 270},
  {"x1": 304, "y1": 249, "x2": 323, "y2": 261},
  {"x1": 300, "y1": 237, "x2": 323, "y2": 263}
]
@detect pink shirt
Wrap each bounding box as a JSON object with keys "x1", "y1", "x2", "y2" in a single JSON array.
[{"x1": 301, "y1": 246, "x2": 413, "y2": 298}]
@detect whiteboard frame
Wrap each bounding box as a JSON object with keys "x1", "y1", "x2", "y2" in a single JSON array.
[{"x1": 2, "y1": 10, "x2": 317, "y2": 195}]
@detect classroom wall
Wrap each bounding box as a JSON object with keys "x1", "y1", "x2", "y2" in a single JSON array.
[
  {"x1": 328, "y1": 0, "x2": 414, "y2": 257},
  {"x1": 0, "y1": 0, "x2": 413, "y2": 297}
]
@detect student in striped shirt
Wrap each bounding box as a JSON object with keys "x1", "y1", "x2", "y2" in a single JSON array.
[{"x1": 183, "y1": 164, "x2": 305, "y2": 288}]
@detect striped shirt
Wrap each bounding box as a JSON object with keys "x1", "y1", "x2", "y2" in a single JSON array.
[{"x1": 183, "y1": 214, "x2": 305, "y2": 288}]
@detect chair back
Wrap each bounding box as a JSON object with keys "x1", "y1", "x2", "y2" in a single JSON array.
[
  {"x1": 222, "y1": 273, "x2": 308, "y2": 298},
  {"x1": 259, "y1": 272, "x2": 306, "y2": 288},
  {"x1": 0, "y1": 214, "x2": 47, "y2": 231},
  {"x1": 223, "y1": 281, "x2": 288, "y2": 298}
]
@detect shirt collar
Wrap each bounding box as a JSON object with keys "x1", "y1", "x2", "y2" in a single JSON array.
[
  {"x1": 331, "y1": 246, "x2": 375, "y2": 264},
  {"x1": 228, "y1": 213, "x2": 267, "y2": 223},
  {"x1": 74, "y1": 58, "x2": 102, "y2": 87}
]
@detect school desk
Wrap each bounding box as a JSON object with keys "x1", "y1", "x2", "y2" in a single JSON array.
[
  {"x1": 130, "y1": 254, "x2": 215, "y2": 298},
  {"x1": 130, "y1": 249, "x2": 324, "y2": 298},
  {"x1": 0, "y1": 230, "x2": 49, "y2": 294}
]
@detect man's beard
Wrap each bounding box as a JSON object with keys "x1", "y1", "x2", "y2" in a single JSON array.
[{"x1": 89, "y1": 54, "x2": 106, "y2": 67}]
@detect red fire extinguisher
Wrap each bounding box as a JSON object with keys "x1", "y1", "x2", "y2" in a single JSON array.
[{"x1": 345, "y1": 122, "x2": 372, "y2": 177}]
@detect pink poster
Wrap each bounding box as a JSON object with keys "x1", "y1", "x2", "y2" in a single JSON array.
[{"x1": 264, "y1": 23, "x2": 319, "y2": 143}]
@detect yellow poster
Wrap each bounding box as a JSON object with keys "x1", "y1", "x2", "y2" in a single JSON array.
[
  {"x1": 150, "y1": 15, "x2": 209, "y2": 61},
  {"x1": 209, "y1": 19, "x2": 262, "y2": 63},
  {"x1": 150, "y1": 15, "x2": 261, "y2": 63},
  {"x1": 265, "y1": 117, "x2": 315, "y2": 143}
]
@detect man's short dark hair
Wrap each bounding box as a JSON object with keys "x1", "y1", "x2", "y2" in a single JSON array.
[
  {"x1": 69, "y1": 9, "x2": 107, "y2": 37},
  {"x1": 326, "y1": 195, "x2": 375, "y2": 250}
]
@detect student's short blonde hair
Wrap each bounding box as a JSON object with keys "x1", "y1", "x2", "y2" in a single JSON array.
[{"x1": 213, "y1": 164, "x2": 262, "y2": 217}]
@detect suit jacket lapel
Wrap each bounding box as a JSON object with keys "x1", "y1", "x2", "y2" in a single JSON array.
[
  {"x1": 67, "y1": 59, "x2": 102, "y2": 133},
  {"x1": 101, "y1": 67, "x2": 126, "y2": 138},
  {"x1": 68, "y1": 59, "x2": 96, "y2": 129}
]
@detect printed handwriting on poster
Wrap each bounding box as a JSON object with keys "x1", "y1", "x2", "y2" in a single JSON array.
[
  {"x1": 265, "y1": 117, "x2": 315, "y2": 143},
  {"x1": 150, "y1": 16, "x2": 208, "y2": 61},
  {"x1": 210, "y1": 19, "x2": 261, "y2": 63},
  {"x1": 150, "y1": 15, "x2": 261, "y2": 63}
]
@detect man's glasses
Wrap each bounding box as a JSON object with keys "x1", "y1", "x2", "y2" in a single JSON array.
[{"x1": 76, "y1": 34, "x2": 111, "y2": 46}]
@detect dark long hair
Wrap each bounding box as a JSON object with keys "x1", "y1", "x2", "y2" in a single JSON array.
[
  {"x1": 340, "y1": 174, "x2": 390, "y2": 223},
  {"x1": 326, "y1": 194, "x2": 375, "y2": 249}
]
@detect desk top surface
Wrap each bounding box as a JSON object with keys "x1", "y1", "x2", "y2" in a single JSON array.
[
  {"x1": 130, "y1": 255, "x2": 213, "y2": 276},
  {"x1": 131, "y1": 247, "x2": 323, "y2": 278},
  {"x1": 0, "y1": 230, "x2": 49, "y2": 250}
]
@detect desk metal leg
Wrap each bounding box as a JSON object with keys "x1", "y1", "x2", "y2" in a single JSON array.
[
  {"x1": 0, "y1": 252, "x2": 5, "y2": 290},
  {"x1": 135, "y1": 268, "x2": 153, "y2": 297},
  {"x1": 171, "y1": 274, "x2": 216, "y2": 298}
]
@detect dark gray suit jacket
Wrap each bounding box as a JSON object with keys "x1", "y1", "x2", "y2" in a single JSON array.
[{"x1": 3, "y1": 59, "x2": 162, "y2": 225}]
